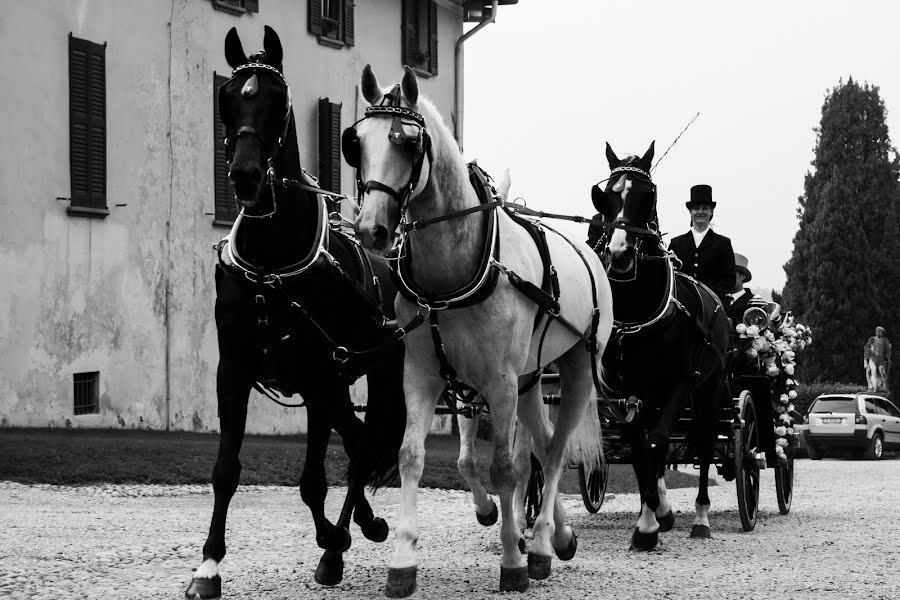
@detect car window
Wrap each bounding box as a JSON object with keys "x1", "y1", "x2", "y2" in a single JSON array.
[
  {"x1": 877, "y1": 399, "x2": 900, "y2": 418},
  {"x1": 864, "y1": 399, "x2": 881, "y2": 415},
  {"x1": 809, "y1": 397, "x2": 858, "y2": 414}
]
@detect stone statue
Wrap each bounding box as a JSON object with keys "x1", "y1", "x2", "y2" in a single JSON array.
[{"x1": 864, "y1": 326, "x2": 892, "y2": 392}]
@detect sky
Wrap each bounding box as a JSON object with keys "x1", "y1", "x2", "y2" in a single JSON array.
[{"x1": 462, "y1": 1, "x2": 900, "y2": 294}]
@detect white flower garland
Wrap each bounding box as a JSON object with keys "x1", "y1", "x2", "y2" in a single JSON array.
[{"x1": 735, "y1": 315, "x2": 813, "y2": 462}]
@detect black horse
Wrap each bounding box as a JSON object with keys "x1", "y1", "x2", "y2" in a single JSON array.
[
  {"x1": 185, "y1": 27, "x2": 406, "y2": 599},
  {"x1": 588, "y1": 142, "x2": 731, "y2": 550}
]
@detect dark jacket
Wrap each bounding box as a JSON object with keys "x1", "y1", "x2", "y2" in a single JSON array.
[
  {"x1": 668, "y1": 229, "x2": 736, "y2": 301},
  {"x1": 727, "y1": 288, "x2": 760, "y2": 324}
]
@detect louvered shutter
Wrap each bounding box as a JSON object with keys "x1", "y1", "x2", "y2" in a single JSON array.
[
  {"x1": 402, "y1": 0, "x2": 417, "y2": 67},
  {"x1": 243, "y1": 0, "x2": 259, "y2": 12},
  {"x1": 318, "y1": 99, "x2": 342, "y2": 194},
  {"x1": 428, "y1": 1, "x2": 438, "y2": 76},
  {"x1": 344, "y1": 0, "x2": 355, "y2": 46},
  {"x1": 308, "y1": 0, "x2": 323, "y2": 36},
  {"x1": 213, "y1": 73, "x2": 238, "y2": 224},
  {"x1": 69, "y1": 35, "x2": 106, "y2": 210}
]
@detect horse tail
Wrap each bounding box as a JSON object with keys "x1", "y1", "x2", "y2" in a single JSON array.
[{"x1": 347, "y1": 344, "x2": 406, "y2": 490}]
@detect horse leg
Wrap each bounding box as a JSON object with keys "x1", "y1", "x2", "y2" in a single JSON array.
[
  {"x1": 485, "y1": 379, "x2": 530, "y2": 593},
  {"x1": 185, "y1": 367, "x2": 251, "y2": 600},
  {"x1": 457, "y1": 412, "x2": 498, "y2": 526},
  {"x1": 655, "y1": 466, "x2": 675, "y2": 533},
  {"x1": 329, "y1": 390, "x2": 389, "y2": 543},
  {"x1": 384, "y1": 376, "x2": 441, "y2": 599},
  {"x1": 510, "y1": 419, "x2": 532, "y2": 543},
  {"x1": 628, "y1": 421, "x2": 661, "y2": 551},
  {"x1": 692, "y1": 381, "x2": 724, "y2": 539},
  {"x1": 513, "y1": 379, "x2": 557, "y2": 578}
]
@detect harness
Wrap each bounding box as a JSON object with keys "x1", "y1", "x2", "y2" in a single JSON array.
[{"x1": 388, "y1": 164, "x2": 604, "y2": 416}]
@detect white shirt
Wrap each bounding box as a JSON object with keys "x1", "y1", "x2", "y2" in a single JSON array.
[
  {"x1": 729, "y1": 289, "x2": 745, "y2": 302},
  {"x1": 691, "y1": 226, "x2": 710, "y2": 248}
]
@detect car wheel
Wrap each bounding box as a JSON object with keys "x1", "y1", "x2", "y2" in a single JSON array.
[
  {"x1": 868, "y1": 433, "x2": 884, "y2": 460},
  {"x1": 806, "y1": 445, "x2": 822, "y2": 460}
]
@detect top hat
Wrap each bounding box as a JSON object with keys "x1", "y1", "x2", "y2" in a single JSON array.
[
  {"x1": 734, "y1": 252, "x2": 752, "y2": 283},
  {"x1": 685, "y1": 184, "x2": 716, "y2": 209}
]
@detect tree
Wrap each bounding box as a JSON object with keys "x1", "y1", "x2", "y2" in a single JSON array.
[{"x1": 783, "y1": 78, "x2": 900, "y2": 385}]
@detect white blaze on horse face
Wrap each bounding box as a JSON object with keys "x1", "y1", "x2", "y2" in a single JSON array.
[
  {"x1": 241, "y1": 74, "x2": 258, "y2": 98},
  {"x1": 607, "y1": 178, "x2": 633, "y2": 255}
]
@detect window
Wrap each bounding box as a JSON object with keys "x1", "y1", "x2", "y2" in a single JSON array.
[
  {"x1": 403, "y1": 0, "x2": 438, "y2": 77},
  {"x1": 864, "y1": 398, "x2": 881, "y2": 415},
  {"x1": 73, "y1": 371, "x2": 99, "y2": 415},
  {"x1": 213, "y1": 73, "x2": 239, "y2": 225},
  {"x1": 877, "y1": 399, "x2": 900, "y2": 418},
  {"x1": 68, "y1": 34, "x2": 108, "y2": 218},
  {"x1": 318, "y1": 98, "x2": 342, "y2": 194},
  {"x1": 308, "y1": 0, "x2": 355, "y2": 47},
  {"x1": 211, "y1": 0, "x2": 259, "y2": 16}
]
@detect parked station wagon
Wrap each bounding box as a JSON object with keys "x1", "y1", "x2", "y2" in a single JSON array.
[{"x1": 801, "y1": 393, "x2": 900, "y2": 460}]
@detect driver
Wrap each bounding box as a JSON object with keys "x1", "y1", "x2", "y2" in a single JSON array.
[
  {"x1": 668, "y1": 184, "x2": 736, "y2": 307},
  {"x1": 726, "y1": 252, "x2": 761, "y2": 324}
]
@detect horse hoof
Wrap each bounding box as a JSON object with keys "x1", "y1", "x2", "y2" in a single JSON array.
[
  {"x1": 629, "y1": 527, "x2": 658, "y2": 551},
  {"x1": 499, "y1": 565, "x2": 529, "y2": 592},
  {"x1": 185, "y1": 575, "x2": 221, "y2": 600},
  {"x1": 385, "y1": 566, "x2": 417, "y2": 598},
  {"x1": 476, "y1": 500, "x2": 498, "y2": 526},
  {"x1": 518, "y1": 537, "x2": 527, "y2": 554},
  {"x1": 527, "y1": 553, "x2": 552, "y2": 580},
  {"x1": 315, "y1": 550, "x2": 344, "y2": 587},
  {"x1": 363, "y1": 517, "x2": 390, "y2": 543},
  {"x1": 690, "y1": 524, "x2": 711, "y2": 539},
  {"x1": 657, "y1": 510, "x2": 675, "y2": 533},
  {"x1": 554, "y1": 530, "x2": 577, "y2": 561}
]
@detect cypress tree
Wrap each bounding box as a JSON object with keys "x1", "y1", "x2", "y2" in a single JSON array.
[{"x1": 783, "y1": 78, "x2": 900, "y2": 386}]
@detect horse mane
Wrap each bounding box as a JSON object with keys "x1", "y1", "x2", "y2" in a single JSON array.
[{"x1": 410, "y1": 95, "x2": 472, "y2": 200}]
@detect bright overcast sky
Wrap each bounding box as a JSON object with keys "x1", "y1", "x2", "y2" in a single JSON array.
[{"x1": 462, "y1": 1, "x2": 900, "y2": 293}]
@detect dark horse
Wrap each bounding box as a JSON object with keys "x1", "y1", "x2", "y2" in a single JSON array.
[
  {"x1": 186, "y1": 27, "x2": 406, "y2": 599},
  {"x1": 588, "y1": 142, "x2": 730, "y2": 550}
]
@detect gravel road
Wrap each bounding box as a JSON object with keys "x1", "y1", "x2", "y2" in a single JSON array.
[{"x1": 1, "y1": 458, "x2": 898, "y2": 600}]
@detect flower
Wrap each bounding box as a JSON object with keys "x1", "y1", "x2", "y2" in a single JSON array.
[
  {"x1": 774, "y1": 426, "x2": 787, "y2": 437},
  {"x1": 788, "y1": 390, "x2": 797, "y2": 400},
  {"x1": 736, "y1": 323, "x2": 747, "y2": 335},
  {"x1": 746, "y1": 324, "x2": 760, "y2": 337},
  {"x1": 779, "y1": 393, "x2": 790, "y2": 404},
  {"x1": 784, "y1": 364, "x2": 795, "y2": 375}
]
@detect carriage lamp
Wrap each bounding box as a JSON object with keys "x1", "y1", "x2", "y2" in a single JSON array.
[
  {"x1": 754, "y1": 452, "x2": 767, "y2": 469},
  {"x1": 742, "y1": 307, "x2": 769, "y2": 329}
]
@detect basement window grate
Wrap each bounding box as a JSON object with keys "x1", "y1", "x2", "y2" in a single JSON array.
[{"x1": 73, "y1": 371, "x2": 99, "y2": 415}]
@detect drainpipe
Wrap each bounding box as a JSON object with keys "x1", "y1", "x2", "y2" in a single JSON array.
[{"x1": 454, "y1": 0, "x2": 498, "y2": 153}]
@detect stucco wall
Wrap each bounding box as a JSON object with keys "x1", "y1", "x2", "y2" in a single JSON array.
[{"x1": 0, "y1": 0, "x2": 462, "y2": 435}]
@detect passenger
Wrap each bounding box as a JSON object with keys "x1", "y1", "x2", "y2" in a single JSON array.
[
  {"x1": 726, "y1": 252, "x2": 762, "y2": 324},
  {"x1": 668, "y1": 184, "x2": 736, "y2": 308}
]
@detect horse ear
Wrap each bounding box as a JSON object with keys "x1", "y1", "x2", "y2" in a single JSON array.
[
  {"x1": 224, "y1": 27, "x2": 248, "y2": 70},
  {"x1": 640, "y1": 141, "x2": 655, "y2": 171},
  {"x1": 263, "y1": 25, "x2": 283, "y2": 71},
  {"x1": 605, "y1": 142, "x2": 620, "y2": 169},
  {"x1": 361, "y1": 64, "x2": 382, "y2": 104},
  {"x1": 401, "y1": 65, "x2": 419, "y2": 105}
]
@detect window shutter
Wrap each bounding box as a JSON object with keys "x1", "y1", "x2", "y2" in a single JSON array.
[
  {"x1": 243, "y1": 0, "x2": 259, "y2": 12},
  {"x1": 213, "y1": 73, "x2": 237, "y2": 223},
  {"x1": 69, "y1": 35, "x2": 106, "y2": 210},
  {"x1": 402, "y1": 0, "x2": 417, "y2": 66},
  {"x1": 308, "y1": 0, "x2": 323, "y2": 36},
  {"x1": 344, "y1": 0, "x2": 355, "y2": 46},
  {"x1": 428, "y1": 1, "x2": 438, "y2": 76},
  {"x1": 318, "y1": 98, "x2": 342, "y2": 194}
]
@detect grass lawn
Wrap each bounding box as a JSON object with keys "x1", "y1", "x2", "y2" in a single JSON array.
[{"x1": 0, "y1": 428, "x2": 707, "y2": 494}]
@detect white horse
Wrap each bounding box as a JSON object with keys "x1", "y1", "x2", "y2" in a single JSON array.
[{"x1": 349, "y1": 65, "x2": 613, "y2": 596}]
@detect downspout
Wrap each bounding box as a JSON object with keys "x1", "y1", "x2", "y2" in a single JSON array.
[
  {"x1": 454, "y1": 0, "x2": 498, "y2": 153},
  {"x1": 163, "y1": 0, "x2": 176, "y2": 431}
]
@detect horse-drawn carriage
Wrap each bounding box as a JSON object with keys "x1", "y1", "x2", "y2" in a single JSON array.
[{"x1": 527, "y1": 298, "x2": 798, "y2": 532}]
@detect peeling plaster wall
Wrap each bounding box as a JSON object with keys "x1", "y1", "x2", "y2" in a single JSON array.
[{"x1": 0, "y1": 0, "x2": 462, "y2": 435}]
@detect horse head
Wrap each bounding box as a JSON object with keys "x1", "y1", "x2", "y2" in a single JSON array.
[
  {"x1": 349, "y1": 65, "x2": 433, "y2": 254},
  {"x1": 218, "y1": 26, "x2": 291, "y2": 213},
  {"x1": 591, "y1": 142, "x2": 657, "y2": 276}
]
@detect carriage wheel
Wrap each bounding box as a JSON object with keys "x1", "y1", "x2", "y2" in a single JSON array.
[
  {"x1": 775, "y1": 444, "x2": 794, "y2": 515},
  {"x1": 578, "y1": 462, "x2": 608, "y2": 513},
  {"x1": 735, "y1": 391, "x2": 760, "y2": 532},
  {"x1": 524, "y1": 454, "x2": 544, "y2": 528}
]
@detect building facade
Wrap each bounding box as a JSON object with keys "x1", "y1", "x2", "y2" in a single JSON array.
[{"x1": 0, "y1": 0, "x2": 468, "y2": 433}]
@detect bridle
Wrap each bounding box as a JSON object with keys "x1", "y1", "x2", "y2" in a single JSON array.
[
  {"x1": 594, "y1": 164, "x2": 666, "y2": 282},
  {"x1": 343, "y1": 84, "x2": 433, "y2": 215},
  {"x1": 220, "y1": 58, "x2": 336, "y2": 219}
]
